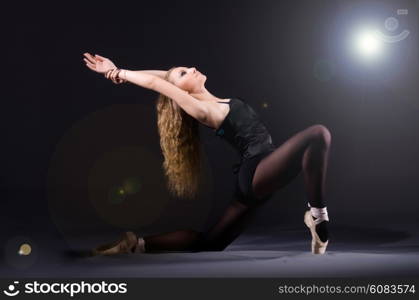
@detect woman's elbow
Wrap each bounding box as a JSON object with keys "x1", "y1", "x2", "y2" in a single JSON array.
[{"x1": 145, "y1": 74, "x2": 157, "y2": 90}]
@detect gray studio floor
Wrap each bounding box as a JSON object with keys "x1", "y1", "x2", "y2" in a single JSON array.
[{"x1": 2, "y1": 223, "x2": 419, "y2": 278}]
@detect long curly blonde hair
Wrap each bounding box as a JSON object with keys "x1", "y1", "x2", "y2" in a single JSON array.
[{"x1": 156, "y1": 67, "x2": 202, "y2": 199}]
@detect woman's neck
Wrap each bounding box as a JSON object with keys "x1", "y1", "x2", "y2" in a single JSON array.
[{"x1": 189, "y1": 87, "x2": 228, "y2": 103}]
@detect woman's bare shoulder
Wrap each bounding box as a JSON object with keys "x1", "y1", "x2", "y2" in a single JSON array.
[{"x1": 199, "y1": 101, "x2": 230, "y2": 130}]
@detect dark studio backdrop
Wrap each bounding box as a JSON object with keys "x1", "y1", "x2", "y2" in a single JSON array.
[{"x1": 1, "y1": 0, "x2": 419, "y2": 254}]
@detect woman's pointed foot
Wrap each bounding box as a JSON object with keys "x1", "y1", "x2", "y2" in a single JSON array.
[
  {"x1": 304, "y1": 210, "x2": 329, "y2": 254},
  {"x1": 92, "y1": 231, "x2": 139, "y2": 256}
]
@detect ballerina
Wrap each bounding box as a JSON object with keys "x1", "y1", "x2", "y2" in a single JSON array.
[{"x1": 83, "y1": 52, "x2": 331, "y2": 255}]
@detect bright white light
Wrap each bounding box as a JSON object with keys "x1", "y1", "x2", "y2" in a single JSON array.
[{"x1": 355, "y1": 30, "x2": 382, "y2": 57}]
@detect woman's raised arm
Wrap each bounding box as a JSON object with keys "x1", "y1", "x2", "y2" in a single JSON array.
[
  {"x1": 132, "y1": 70, "x2": 167, "y2": 79},
  {"x1": 118, "y1": 69, "x2": 156, "y2": 89},
  {"x1": 83, "y1": 52, "x2": 156, "y2": 89},
  {"x1": 83, "y1": 53, "x2": 208, "y2": 121},
  {"x1": 109, "y1": 69, "x2": 209, "y2": 122}
]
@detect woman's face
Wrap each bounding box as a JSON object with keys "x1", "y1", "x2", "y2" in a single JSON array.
[{"x1": 168, "y1": 66, "x2": 207, "y2": 93}]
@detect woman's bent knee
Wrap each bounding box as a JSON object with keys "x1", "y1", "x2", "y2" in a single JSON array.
[{"x1": 309, "y1": 124, "x2": 332, "y2": 147}]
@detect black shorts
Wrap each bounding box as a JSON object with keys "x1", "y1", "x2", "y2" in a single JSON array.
[{"x1": 234, "y1": 150, "x2": 275, "y2": 207}]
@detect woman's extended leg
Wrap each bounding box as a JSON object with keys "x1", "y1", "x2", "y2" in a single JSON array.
[
  {"x1": 194, "y1": 200, "x2": 259, "y2": 251},
  {"x1": 142, "y1": 199, "x2": 255, "y2": 252},
  {"x1": 251, "y1": 124, "x2": 332, "y2": 241}
]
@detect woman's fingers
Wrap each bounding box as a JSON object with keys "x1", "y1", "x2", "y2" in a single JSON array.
[
  {"x1": 84, "y1": 60, "x2": 96, "y2": 70},
  {"x1": 83, "y1": 57, "x2": 93, "y2": 64},
  {"x1": 94, "y1": 54, "x2": 106, "y2": 61},
  {"x1": 84, "y1": 52, "x2": 96, "y2": 61},
  {"x1": 85, "y1": 63, "x2": 96, "y2": 72},
  {"x1": 83, "y1": 53, "x2": 97, "y2": 64},
  {"x1": 83, "y1": 58, "x2": 96, "y2": 68}
]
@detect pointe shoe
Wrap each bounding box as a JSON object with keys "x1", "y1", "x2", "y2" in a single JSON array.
[
  {"x1": 92, "y1": 231, "x2": 139, "y2": 256},
  {"x1": 304, "y1": 210, "x2": 329, "y2": 254}
]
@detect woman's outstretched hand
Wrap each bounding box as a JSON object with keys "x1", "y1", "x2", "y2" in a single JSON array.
[{"x1": 83, "y1": 52, "x2": 117, "y2": 74}]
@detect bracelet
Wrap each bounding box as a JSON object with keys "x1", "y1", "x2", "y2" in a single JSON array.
[
  {"x1": 104, "y1": 68, "x2": 127, "y2": 84},
  {"x1": 111, "y1": 69, "x2": 119, "y2": 83},
  {"x1": 115, "y1": 69, "x2": 125, "y2": 84},
  {"x1": 105, "y1": 69, "x2": 114, "y2": 80},
  {"x1": 111, "y1": 69, "x2": 119, "y2": 84}
]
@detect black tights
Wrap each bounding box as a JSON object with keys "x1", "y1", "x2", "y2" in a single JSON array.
[{"x1": 143, "y1": 124, "x2": 332, "y2": 252}]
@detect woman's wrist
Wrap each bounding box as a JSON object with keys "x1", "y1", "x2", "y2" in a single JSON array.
[
  {"x1": 104, "y1": 68, "x2": 128, "y2": 84},
  {"x1": 118, "y1": 69, "x2": 128, "y2": 83}
]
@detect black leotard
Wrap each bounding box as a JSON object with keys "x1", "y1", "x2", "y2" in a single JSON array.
[
  {"x1": 208, "y1": 97, "x2": 276, "y2": 173},
  {"x1": 202, "y1": 97, "x2": 277, "y2": 206}
]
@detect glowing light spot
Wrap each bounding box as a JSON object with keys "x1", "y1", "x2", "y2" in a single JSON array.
[
  {"x1": 353, "y1": 28, "x2": 383, "y2": 60},
  {"x1": 18, "y1": 244, "x2": 31, "y2": 256},
  {"x1": 355, "y1": 30, "x2": 382, "y2": 57},
  {"x1": 262, "y1": 102, "x2": 269, "y2": 108},
  {"x1": 108, "y1": 186, "x2": 127, "y2": 204}
]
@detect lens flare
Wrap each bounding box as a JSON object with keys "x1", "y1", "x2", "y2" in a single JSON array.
[
  {"x1": 355, "y1": 30, "x2": 382, "y2": 57},
  {"x1": 18, "y1": 244, "x2": 32, "y2": 256}
]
